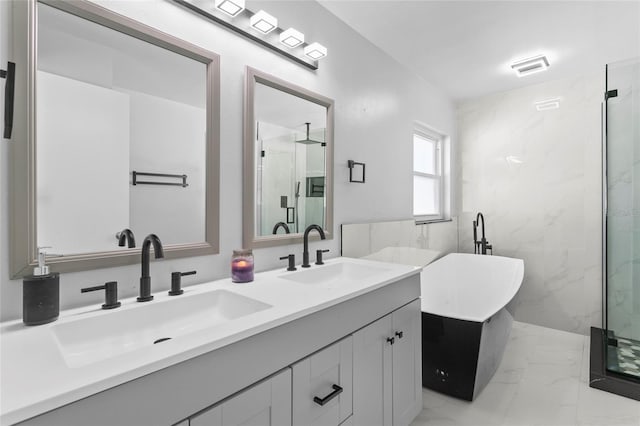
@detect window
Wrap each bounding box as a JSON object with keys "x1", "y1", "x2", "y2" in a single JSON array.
[{"x1": 413, "y1": 124, "x2": 447, "y2": 222}]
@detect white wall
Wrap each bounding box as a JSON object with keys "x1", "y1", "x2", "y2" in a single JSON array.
[
  {"x1": 0, "y1": 0, "x2": 9, "y2": 316},
  {"x1": 36, "y1": 71, "x2": 130, "y2": 254},
  {"x1": 128, "y1": 91, "x2": 206, "y2": 245},
  {"x1": 457, "y1": 73, "x2": 603, "y2": 336},
  {"x1": 0, "y1": 0, "x2": 456, "y2": 320}
]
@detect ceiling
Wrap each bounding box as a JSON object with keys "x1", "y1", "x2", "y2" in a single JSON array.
[{"x1": 319, "y1": 0, "x2": 640, "y2": 101}]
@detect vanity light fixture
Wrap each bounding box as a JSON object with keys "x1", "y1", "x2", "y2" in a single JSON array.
[
  {"x1": 280, "y1": 28, "x2": 305, "y2": 48},
  {"x1": 534, "y1": 98, "x2": 560, "y2": 111},
  {"x1": 511, "y1": 54, "x2": 549, "y2": 77},
  {"x1": 214, "y1": 0, "x2": 245, "y2": 17},
  {"x1": 304, "y1": 42, "x2": 327, "y2": 60},
  {"x1": 172, "y1": 0, "x2": 323, "y2": 69},
  {"x1": 250, "y1": 10, "x2": 277, "y2": 34}
]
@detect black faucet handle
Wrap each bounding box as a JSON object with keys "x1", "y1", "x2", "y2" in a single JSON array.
[
  {"x1": 279, "y1": 254, "x2": 297, "y2": 271},
  {"x1": 169, "y1": 270, "x2": 196, "y2": 296},
  {"x1": 316, "y1": 249, "x2": 330, "y2": 265},
  {"x1": 81, "y1": 281, "x2": 121, "y2": 309}
]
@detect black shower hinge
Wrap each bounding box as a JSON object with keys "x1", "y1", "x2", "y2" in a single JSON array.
[
  {"x1": 261, "y1": 150, "x2": 265, "y2": 157},
  {"x1": 605, "y1": 89, "x2": 618, "y2": 100}
]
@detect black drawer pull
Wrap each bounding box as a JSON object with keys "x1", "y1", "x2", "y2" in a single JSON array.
[
  {"x1": 313, "y1": 384, "x2": 343, "y2": 406},
  {"x1": 395, "y1": 331, "x2": 404, "y2": 339},
  {"x1": 387, "y1": 337, "x2": 395, "y2": 345}
]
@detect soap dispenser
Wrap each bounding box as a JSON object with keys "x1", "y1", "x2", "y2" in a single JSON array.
[{"x1": 23, "y1": 248, "x2": 59, "y2": 325}]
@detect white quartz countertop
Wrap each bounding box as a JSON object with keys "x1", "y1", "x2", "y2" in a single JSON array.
[{"x1": 0, "y1": 257, "x2": 419, "y2": 425}]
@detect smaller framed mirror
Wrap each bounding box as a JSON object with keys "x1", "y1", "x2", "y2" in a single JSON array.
[{"x1": 243, "y1": 67, "x2": 334, "y2": 248}]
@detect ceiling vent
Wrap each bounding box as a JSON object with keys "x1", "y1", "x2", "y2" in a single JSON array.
[
  {"x1": 534, "y1": 98, "x2": 560, "y2": 111},
  {"x1": 511, "y1": 55, "x2": 550, "y2": 77}
]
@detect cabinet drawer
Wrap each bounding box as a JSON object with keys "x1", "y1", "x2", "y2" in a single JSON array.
[
  {"x1": 292, "y1": 336, "x2": 353, "y2": 426},
  {"x1": 190, "y1": 368, "x2": 291, "y2": 426}
]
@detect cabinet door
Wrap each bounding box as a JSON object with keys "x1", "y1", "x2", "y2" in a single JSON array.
[
  {"x1": 190, "y1": 368, "x2": 291, "y2": 426},
  {"x1": 391, "y1": 299, "x2": 422, "y2": 426},
  {"x1": 352, "y1": 314, "x2": 393, "y2": 426},
  {"x1": 292, "y1": 336, "x2": 353, "y2": 426}
]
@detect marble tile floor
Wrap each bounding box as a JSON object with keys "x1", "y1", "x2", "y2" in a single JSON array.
[{"x1": 411, "y1": 321, "x2": 640, "y2": 426}]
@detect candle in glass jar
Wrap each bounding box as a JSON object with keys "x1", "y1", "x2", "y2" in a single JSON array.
[{"x1": 231, "y1": 249, "x2": 254, "y2": 283}]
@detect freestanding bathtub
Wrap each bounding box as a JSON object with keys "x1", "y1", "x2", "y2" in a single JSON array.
[{"x1": 420, "y1": 253, "x2": 524, "y2": 401}]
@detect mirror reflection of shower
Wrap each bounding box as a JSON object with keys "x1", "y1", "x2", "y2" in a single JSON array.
[{"x1": 256, "y1": 121, "x2": 326, "y2": 236}]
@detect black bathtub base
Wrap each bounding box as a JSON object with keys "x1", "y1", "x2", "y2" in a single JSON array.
[{"x1": 421, "y1": 308, "x2": 512, "y2": 401}]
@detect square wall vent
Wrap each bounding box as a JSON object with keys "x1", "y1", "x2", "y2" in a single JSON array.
[{"x1": 511, "y1": 55, "x2": 550, "y2": 77}]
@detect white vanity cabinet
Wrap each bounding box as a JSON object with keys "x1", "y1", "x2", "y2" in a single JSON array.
[
  {"x1": 292, "y1": 337, "x2": 353, "y2": 426},
  {"x1": 352, "y1": 299, "x2": 422, "y2": 426},
  {"x1": 11, "y1": 270, "x2": 421, "y2": 426},
  {"x1": 189, "y1": 369, "x2": 292, "y2": 426}
]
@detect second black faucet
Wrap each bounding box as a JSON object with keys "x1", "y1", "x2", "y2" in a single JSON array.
[
  {"x1": 302, "y1": 224, "x2": 326, "y2": 268},
  {"x1": 138, "y1": 234, "x2": 164, "y2": 302}
]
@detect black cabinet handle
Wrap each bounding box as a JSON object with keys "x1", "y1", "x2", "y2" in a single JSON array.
[
  {"x1": 313, "y1": 384, "x2": 343, "y2": 406},
  {"x1": 395, "y1": 331, "x2": 404, "y2": 339},
  {"x1": 387, "y1": 337, "x2": 395, "y2": 345}
]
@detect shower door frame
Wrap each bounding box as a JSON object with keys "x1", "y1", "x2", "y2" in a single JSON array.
[{"x1": 590, "y1": 61, "x2": 640, "y2": 401}]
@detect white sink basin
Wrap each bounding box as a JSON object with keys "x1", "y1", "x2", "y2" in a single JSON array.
[
  {"x1": 52, "y1": 290, "x2": 271, "y2": 368},
  {"x1": 279, "y1": 261, "x2": 392, "y2": 285}
]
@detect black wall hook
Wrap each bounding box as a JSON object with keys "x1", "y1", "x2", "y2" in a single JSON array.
[{"x1": 1, "y1": 61, "x2": 16, "y2": 140}]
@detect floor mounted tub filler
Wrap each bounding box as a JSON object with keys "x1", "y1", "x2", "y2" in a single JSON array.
[{"x1": 420, "y1": 253, "x2": 524, "y2": 400}]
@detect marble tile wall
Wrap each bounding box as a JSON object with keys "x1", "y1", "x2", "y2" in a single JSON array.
[
  {"x1": 416, "y1": 218, "x2": 459, "y2": 254},
  {"x1": 341, "y1": 218, "x2": 459, "y2": 258},
  {"x1": 606, "y1": 59, "x2": 640, "y2": 342},
  {"x1": 457, "y1": 73, "x2": 604, "y2": 336}
]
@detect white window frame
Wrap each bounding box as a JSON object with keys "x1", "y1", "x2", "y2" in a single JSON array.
[{"x1": 413, "y1": 123, "x2": 447, "y2": 223}]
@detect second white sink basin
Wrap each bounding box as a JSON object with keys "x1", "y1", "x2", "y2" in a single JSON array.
[
  {"x1": 279, "y1": 261, "x2": 392, "y2": 285},
  {"x1": 52, "y1": 289, "x2": 271, "y2": 368}
]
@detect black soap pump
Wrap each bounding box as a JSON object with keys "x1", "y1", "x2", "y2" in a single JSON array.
[{"x1": 23, "y1": 248, "x2": 60, "y2": 326}]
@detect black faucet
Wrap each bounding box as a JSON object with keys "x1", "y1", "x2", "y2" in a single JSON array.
[
  {"x1": 302, "y1": 224, "x2": 326, "y2": 268},
  {"x1": 138, "y1": 234, "x2": 164, "y2": 302},
  {"x1": 272, "y1": 222, "x2": 291, "y2": 234},
  {"x1": 116, "y1": 228, "x2": 136, "y2": 248},
  {"x1": 473, "y1": 213, "x2": 492, "y2": 255}
]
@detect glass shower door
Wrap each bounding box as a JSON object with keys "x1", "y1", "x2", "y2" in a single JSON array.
[{"x1": 605, "y1": 58, "x2": 640, "y2": 379}]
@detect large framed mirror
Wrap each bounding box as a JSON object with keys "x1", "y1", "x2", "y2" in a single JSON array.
[
  {"x1": 243, "y1": 67, "x2": 334, "y2": 248},
  {"x1": 10, "y1": 0, "x2": 220, "y2": 277}
]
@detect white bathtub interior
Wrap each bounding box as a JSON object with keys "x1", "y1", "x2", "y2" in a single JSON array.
[{"x1": 420, "y1": 253, "x2": 524, "y2": 322}]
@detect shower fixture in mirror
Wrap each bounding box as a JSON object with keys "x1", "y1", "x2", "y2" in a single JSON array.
[
  {"x1": 9, "y1": 0, "x2": 220, "y2": 277},
  {"x1": 243, "y1": 67, "x2": 334, "y2": 248}
]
